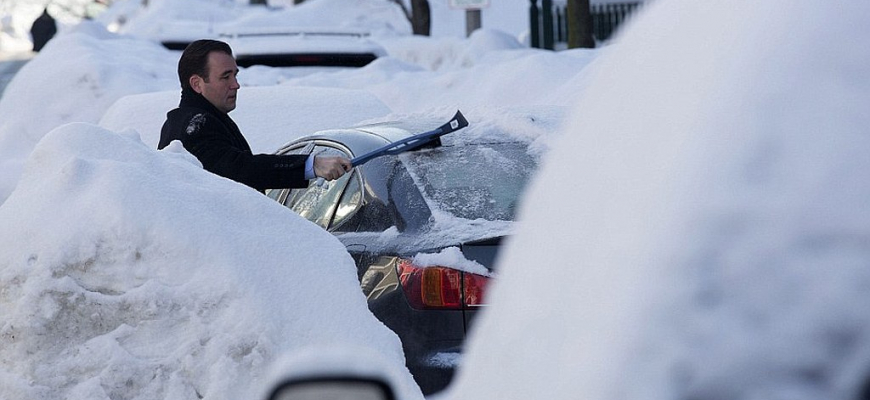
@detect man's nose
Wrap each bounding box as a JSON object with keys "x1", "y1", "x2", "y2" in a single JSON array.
[{"x1": 230, "y1": 76, "x2": 240, "y2": 90}]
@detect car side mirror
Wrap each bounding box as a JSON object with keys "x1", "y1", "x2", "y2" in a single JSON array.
[{"x1": 267, "y1": 377, "x2": 396, "y2": 400}]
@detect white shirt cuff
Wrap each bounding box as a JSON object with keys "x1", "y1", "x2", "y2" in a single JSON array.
[{"x1": 304, "y1": 155, "x2": 315, "y2": 180}]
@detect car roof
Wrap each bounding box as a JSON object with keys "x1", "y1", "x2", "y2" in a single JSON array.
[
  {"x1": 223, "y1": 30, "x2": 386, "y2": 56},
  {"x1": 277, "y1": 117, "x2": 449, "y2": 158}
]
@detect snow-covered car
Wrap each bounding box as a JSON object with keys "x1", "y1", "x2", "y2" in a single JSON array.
[
  {"x1": 161, "y1": 29, "x2": 386, "y2": 68},
  {"x1": 160, "y1": 28, "x2": 386, "y2": 68},
  {"x1": 123, "y1": 1, "x2": 395, "y2": 68},
  {"x1": 223, "y1": 29, "x2": 386, "y2": 68},
  {"x1": 265, "y1": 114, "x2": 540, "y2": 395}
]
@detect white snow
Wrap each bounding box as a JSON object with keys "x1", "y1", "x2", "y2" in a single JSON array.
[
  {"x1": 8, "y1": 0, "x2": 859, "y2": 399},
  {"x1": 448, "y1": 1, "x2": 870, "y2": 400},
  {"x1": 2, "y1": 0, "x2": 629, "y2": 53},
  {"x1": 1, "y1": 0, "x2": 107, "y2": 54},
  {"x1": 0, "y1": 122, "x2": 419, "y2": 399},
  {"x1": 0, "y1": 22, "x2": 177, "y2": 202},
  {"x1": 411, "y1": 247, "x2": 490, "y2": 277},
  {"x1": 0, "y1": 1, "x2": 601, "y2": 400}
]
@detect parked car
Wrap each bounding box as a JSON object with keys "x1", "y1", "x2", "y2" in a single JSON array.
[
  {"x1": 265, "y1": 115, "x2": 539, "y2": 395},
  {"x1": 160, "y1": 29, "x2": 385, "y2": 68},
  {"x1": 223, "y1": 29, "x2": 385, "y2": 68}
]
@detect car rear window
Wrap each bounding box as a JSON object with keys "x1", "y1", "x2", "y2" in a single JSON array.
[{"x1": 401, "y1": 143, "x2": 537, "y2": 222}]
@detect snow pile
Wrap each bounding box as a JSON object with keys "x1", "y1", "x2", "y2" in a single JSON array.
[
  {"x1": 102, "y1": 0, "x2": 410, "y2": 44},
  {"x1": 450, "y1": 1, "x2": 870, "y2": 400},
  {"x1": 375, "y1": 29, "x2": 525, "y2": 72},
  {"x1": 228, "y1": 0, "x2": 410, "y2": 37},
  {"x1": 412, "y1": 247, "x2": 490, "y2": 276},
  {"x1": 99, "y1": 0, "x2": 252, "y2": 43},
  {"x1": 0, "y1": 23, "x2": 176, "y2": 204},
  {"x1": 0, "y1": 123, "x2": 422, "y2": 400},
  {"x1": 0, "y1": 0, "x2": 104, "y2": 53},
  {"x1": 281, "y1": 33, "x2": 599, "y2": 114}
]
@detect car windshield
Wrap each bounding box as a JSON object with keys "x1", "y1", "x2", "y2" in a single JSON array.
[{"x1": 401, "y1": 142, "x2": 537, "y2": 222}]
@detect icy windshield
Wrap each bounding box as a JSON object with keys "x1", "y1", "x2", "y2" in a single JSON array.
[{"x1": 401, "y1": 142, "x2": 538, "y2": 221}]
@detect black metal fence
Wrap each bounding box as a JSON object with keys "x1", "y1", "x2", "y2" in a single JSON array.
[{"x1": 530, "y1": 0, "x2": 641, "y2": 49}]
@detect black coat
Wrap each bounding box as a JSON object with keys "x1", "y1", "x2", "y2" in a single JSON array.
[
  {"x1": 159, "y1": 89, "x2": 309, "y2": 191},
  {"x1": 30, "y1": 10, "x2": 57, "y2": 52}
]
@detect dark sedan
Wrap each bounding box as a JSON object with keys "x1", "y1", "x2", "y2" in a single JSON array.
[{"x1": 266, "y1": 115, "x2": 539, "y2": 395}]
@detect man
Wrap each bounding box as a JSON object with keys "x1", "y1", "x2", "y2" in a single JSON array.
[{"x1": 159, "y1": 39, "x2": 351, "y2": 192}]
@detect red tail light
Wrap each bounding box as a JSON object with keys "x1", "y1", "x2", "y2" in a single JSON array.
[
  {"x1": 463, "y1": 273, "x2": 489, "y2": 307},
  {"x1": 397, "y1": 259, "x2": 490, "y2": 310}
]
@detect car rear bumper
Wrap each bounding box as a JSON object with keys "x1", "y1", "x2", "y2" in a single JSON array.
[{"x1": 407, "y1": 347, "x2": 462, "y2": 395}]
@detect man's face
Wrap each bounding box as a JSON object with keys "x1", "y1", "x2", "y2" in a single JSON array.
[{"x1": 192, "y1": 51, "x2": 240, "y2": 113}]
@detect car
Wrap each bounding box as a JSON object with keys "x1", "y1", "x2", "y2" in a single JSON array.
[
  {"x1": 159, "y1": 29, "x2": 385, "y2": 69},
  {"x1": 265, "y1": 115, "x2": 540, "y2": 395},
  {"x1": 223, "y1": 29, "x2": 386, "y2": 68}
]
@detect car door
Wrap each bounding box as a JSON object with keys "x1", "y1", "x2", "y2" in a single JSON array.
[{"x1": 267, "y1": 141, "x2": 362, "y2": 231}]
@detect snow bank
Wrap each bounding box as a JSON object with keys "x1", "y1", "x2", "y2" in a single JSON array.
[
  {"x1": 0, "y1": 123, "x2": 422, "y2": 400},
  {"x1": 101, "y1": 0, "x2": 248, "y2": 43},
  {"x1": 0, "y1": 0, "x2": 105, "y2": 53},
  {"x1": 228, "y1": 0, "x2": 410, "y2": 37},
  {"x1": 450, "y1": 1, "x2": 870, "y2": 400},
  {"x1": 282, "y1": 30, "x2": 600, "y2": 114},
  {"x1": 376, "y1": 29, "x2": 525, "y2": 72},
  {"x1": 0, "y1": 23, "x2": 176, "y2": 204},
  {"x1": 105, "y1": 0, "x2": 410, "y2": 45}
]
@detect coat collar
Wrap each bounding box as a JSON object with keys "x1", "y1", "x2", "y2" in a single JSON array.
[{"x1": 179, "y1": 87, "x2": 223, "y2": 115}]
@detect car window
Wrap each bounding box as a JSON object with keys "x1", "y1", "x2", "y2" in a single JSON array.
[
  {"x1": 401, "y1": 143, "x2": 537, "y2": 221},
  {"x1": 330, "y1": 171, "x2": 363, "y2": 231},
  {"x1": 265, "y1": 187, "x2": 284, "y2": 202},
  {"x1": 281, "y1": 145, "x2": 355, "y2": 229}
]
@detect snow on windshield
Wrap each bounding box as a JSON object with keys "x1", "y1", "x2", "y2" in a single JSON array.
[
  {"x1": 388, "y1": 106, "x2": 560, "y2": 227},
  {"x1": 402, "y1": 142, "x2": 536, "y2": 222}
]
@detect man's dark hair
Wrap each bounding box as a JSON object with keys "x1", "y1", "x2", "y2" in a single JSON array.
[{"x1": 178, "y1": 39, "x2": 233, "y2": 92}]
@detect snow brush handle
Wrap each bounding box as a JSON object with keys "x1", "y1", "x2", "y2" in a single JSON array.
[{"x1": 312, "y1": 110, "x2": 468, "y2": 189}]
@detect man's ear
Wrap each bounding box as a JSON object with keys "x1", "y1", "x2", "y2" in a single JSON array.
[{"x1": 189, "y1": 75, "x2": 204, "y2": 94}]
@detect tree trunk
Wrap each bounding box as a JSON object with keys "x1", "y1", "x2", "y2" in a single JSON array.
[
  {"x1": 388, "y1": 0, "x2": 431, "y2": 36},
  {"x1": 567, "y1": 0, "x2": 595, "y2": 48},
  {"x1": 410, "y1": 0, "x2": 431, "y2": 36}
]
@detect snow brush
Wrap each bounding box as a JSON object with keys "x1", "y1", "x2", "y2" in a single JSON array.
[{"x1": 315, "y1": 110, "x2": 469, "y2": 186}]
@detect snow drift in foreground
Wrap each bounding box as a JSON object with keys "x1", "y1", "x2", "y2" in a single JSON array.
[
  {"x1": 0, "y1": 123, "x2": 422, "y2": 400},
  {"x1": 450, "y1": 1, "x2": 870, "y2": 400}
]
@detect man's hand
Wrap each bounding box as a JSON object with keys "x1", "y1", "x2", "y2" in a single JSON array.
[{"x1": 313, "y1": 156, "x2": 352, "y2": 181}]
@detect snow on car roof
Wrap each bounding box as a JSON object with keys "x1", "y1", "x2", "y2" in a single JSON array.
[{"x1": 222, "y1": 30, "x2": 387, "y2": 57}]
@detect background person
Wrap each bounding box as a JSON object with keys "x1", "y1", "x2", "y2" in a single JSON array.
[{"x1": 30, "y1": 8, "x2": 57, "y2": 52}]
